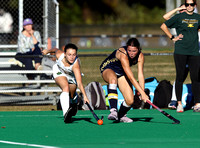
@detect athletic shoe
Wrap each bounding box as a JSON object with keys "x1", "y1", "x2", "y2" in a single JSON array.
[
  {"x1": 168, "y1": 101, "x2": 177, "y2": 109},
  {"x1": 120, "y1": 115, "x2": 133, "y2": 123},
  {"x1": 108, "y1": 108, "x2": 118, "y2": 120},
  {"x1": 37, "y1": 65, "x2": 43, "y2": 70},
  {"x1": 64, "y1": 107, "x2": 73, "y2": 123},
  {"x1": 71, "y1": 103, "x2": 78, "y2": 116},
  {"x1": 193, "y1": 104, "x2": 200, "y2": 112},
  {"x1": 176, "y1": 104, "x2": 184, "y2": 113}
]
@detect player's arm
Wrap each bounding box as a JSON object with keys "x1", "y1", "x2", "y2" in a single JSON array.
[
  {"x1": 117, "y1": 49, "x2": 149, "y2": 102},
  {"x1": 137, "y1": 52, "x2": 145, "y2": 90},
  {"x1": 42, "y1": 48, "x2": 63, "y2": 59},
  {"x1": 73, "y1": 59, "x2": 89, "y2": 103}
]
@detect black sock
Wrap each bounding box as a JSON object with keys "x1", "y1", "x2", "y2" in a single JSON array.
[
  {"x1": 118, "y1": 102, "x2": 131, "y2": 119},
  {"x1": 109, "y1": 99, "x2": 118, "y2": 109}
]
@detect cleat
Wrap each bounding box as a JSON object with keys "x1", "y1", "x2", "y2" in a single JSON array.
[
  {"x1": 37, "y1": 65, "x2": 43, "y2": 70},
  {"x1": 108, "y1": 108, "x2": 118, "y2": 120},
  {"x1": 120, "y1": 115, "x2": 133, "y2": 123},
  {"x1": 71, "y1": 103, "x2": 78, "y2": 116},
  {"x1": 168, "y1": 101, "x2": 177, "y2": 109},
  {"x1": 193, "y1": 104, "x2": 200, "y2": 112},
  {"x1": 64, "y1": 107, "x2": 73, "y2": 123}
]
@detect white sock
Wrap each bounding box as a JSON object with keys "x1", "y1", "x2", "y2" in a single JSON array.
[
  {"x1": 109, "y1": 84, "x2": 117, "y2": 90},
  {"x1": 60, "y1": 92, "x2": 69, "y2": 116},
  {"x1": 171, "y1": 82, "x2": 177, "y2": 101},
  {"x1": 123, "y1": 101, "x2": 131, "y2": 108}
]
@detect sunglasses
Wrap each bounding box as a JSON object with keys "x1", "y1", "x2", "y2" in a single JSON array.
[{"x1": 185, "y1": 3, "x2": 195, "y2": 7}]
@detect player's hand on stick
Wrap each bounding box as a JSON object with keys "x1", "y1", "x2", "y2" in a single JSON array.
[
  {"x1": 140, "y1": 93, "x2": 149, "y2": 103},
  {"x1": 83, "y1": 95, "x2": 90, "y2": 104}
]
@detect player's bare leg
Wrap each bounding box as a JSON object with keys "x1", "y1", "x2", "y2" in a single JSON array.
[{"x1": 118, "y1": 76, "x2": 134, "y2": 123}]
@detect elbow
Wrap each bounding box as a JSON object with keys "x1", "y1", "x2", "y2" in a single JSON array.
[
  {"x1": 163, "y1": 16, "x2": 167, "y2": 20},
  {"x1": 160, "y1": 23, "x2": 163, "y2": 29},
  {"x1": 160, "y1": 23, "x2": 165, "y2": 30},
  {"x1": 162, "y1": 15, "x2": 166, "y2": 20}
]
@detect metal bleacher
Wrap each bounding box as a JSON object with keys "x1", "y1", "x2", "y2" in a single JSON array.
[{"x1": 0, "y1": 52, "x2": 60, "y2": 105}]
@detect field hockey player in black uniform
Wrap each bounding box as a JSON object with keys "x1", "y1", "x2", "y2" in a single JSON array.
[{"x1": 100, "y1": 38, "x2": 149, "y2": 123}]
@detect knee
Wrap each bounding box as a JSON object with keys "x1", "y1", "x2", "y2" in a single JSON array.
[
  {"x1": 62, "y1": 87, "x2": 69, "y2": 92},
  {"x1": 109, "y1": 78, "x2": 117, "y2": 84},
  {"x1": 125, "y1": 98, "x2": 134, "y2": 106}
]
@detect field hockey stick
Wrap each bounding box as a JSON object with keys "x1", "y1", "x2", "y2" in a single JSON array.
[
  {"x1": 146, "y1": 100, "x2": 180, "y2": 124},
  {"x1": 85, "y1": 102, "x2": 104, "y2": 121}
]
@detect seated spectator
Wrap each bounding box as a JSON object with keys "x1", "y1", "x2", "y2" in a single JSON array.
[{"x1": 15, "y1": 18, "x2": 42, "y2": 80}]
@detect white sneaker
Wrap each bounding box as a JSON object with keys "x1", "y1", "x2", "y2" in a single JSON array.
[
  {"x1": 176, "y1": 104, "x2": 184, "y2": 113},
  {"x1": 37, "y1": 65, "x2": 43, "y2": 70},
  {"x1": 108, "y1": 108, "x2": 118, "y2": 120},
  {"x1": 193, "y1": 104, "x2": 200, "y2": 112},
  {"x1": 120, "y1": 114, "x2": 133, "y2": 123},
  {"x1": 168, "y1": 101, "x2": 177, "y2": 109}
]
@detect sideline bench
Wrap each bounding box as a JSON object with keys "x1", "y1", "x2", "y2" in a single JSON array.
[
  {"x1": 0, "y1": 70, "x2": 60, "y2": 105},
  {"x1": 0, "y1": 52, "x2": 81, "y2": 105}
]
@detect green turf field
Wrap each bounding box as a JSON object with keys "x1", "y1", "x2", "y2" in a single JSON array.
[{"x1": 0, "y1": 109, "x2": 200, "y2": 148}]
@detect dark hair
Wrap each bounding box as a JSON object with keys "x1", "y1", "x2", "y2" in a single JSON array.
[
  {"x1": 185, "y1": 0, "x2": 196, "y2": 5},
  {"x1": 64, "y1": 43, "x2": 78, "y2": 52},
  {"x1": 22, "y1": 26, "x2": 34, "y2": 32},
  {"x1": 126, "y1": 38, "x2": 142, "y2": 50}
]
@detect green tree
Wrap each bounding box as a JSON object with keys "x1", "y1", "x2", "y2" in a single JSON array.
[{"x1": 59, "y1": 0, "x2": 165, "y2": 25}]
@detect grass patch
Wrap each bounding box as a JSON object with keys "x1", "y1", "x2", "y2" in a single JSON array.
[{"x1": 79, "y1": 54, "x2": 191, "y2": 86}]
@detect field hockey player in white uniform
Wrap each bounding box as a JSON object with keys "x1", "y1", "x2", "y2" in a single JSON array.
[{"x1": 43, "y1": 43, "x2": 89, "y2": 123}]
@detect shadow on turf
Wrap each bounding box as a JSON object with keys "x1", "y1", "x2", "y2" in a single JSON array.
[
  {"x1": 112, "y1": 117, "x2": 153, "y2": 124},
  {"x1": 71, "y1": 117, "x2": 96, "y2": 124},
  {"x1": 59, "y1": 116, "x2": 178, "y2": 125},
  {"x1": 112, "y1": 117, "x2": 177, "y2": 124},
  {"x1": 132, "y1": 117, "x2": 153, "y2": 122},
  {"x1": 58, "y1": 117, "x2": 97, "y2": 124},
  {"x1": 131, "y1": 117, "x2": 180, "y2": 124}
]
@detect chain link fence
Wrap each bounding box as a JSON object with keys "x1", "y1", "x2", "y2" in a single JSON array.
[{"x1": 0, "y1": 0, "x2": 59, "y2": 51}]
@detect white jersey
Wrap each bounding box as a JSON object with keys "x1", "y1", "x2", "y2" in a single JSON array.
[{"x1": 52, "y1": 53, "x2": 78, "y2": 84}]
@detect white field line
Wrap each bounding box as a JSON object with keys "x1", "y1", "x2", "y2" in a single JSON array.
[{"x1": 0, "y1": 140, "x2": 59, "y2": 148}]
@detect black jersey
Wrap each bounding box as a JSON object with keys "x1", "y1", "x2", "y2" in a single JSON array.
[{"x1": 99, "y1": 46, "x2": 141, "y2": 77}]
